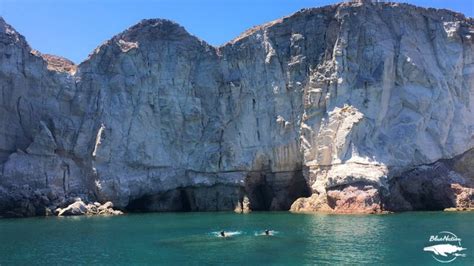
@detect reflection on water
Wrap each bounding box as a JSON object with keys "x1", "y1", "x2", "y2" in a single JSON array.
[
  {"x1": 0, "y1": 212, "x2": 473, "y2": 264},
  {"x1": 254, "y1": 230, "x2": 278, "y2": 236},
  {"x1": 301, "y1": 214, "x2": 390, "y2": 264}
]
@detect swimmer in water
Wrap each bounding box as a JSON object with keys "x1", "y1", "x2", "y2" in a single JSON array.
[
  {"x1": 264, "y1": 229, "x2": 271, "y2": 236},
  {"x1": 220, "y1": 230, "x2": 226, "y2": 237}
]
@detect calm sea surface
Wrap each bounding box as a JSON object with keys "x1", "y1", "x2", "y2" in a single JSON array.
[{"x1": 0, "y1": 212, "x2": 473, "y2": 265}]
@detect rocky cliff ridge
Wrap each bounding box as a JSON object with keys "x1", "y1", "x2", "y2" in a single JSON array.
[{"x1": 0, "y1": 1, "x2": 473, "y2": 217}]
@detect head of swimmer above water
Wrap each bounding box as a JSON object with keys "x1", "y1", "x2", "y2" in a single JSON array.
[
  {"x1": 220, "y1": 231, "x2": 225, "y2": 237},
  {"x1": 265, "y1": 229, "x2": 270, "y2": 235}
]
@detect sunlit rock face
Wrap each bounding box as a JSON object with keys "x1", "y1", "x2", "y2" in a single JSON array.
[{"x1": 0, "y1": 1, "x2": 473, "y2": 216}]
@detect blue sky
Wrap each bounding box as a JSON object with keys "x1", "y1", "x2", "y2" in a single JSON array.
[{"x1": 1, "y1": 0, "x2": 473, "y2": 63}]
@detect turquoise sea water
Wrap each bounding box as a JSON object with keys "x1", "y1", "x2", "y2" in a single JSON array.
[{"x1": 0, "y1": 212, "x2": 473, "y2": 265}]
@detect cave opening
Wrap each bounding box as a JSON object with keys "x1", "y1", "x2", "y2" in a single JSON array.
[
  {"x1": 125, "y1": 170, "x2": 311, "y2": 212},
  {"x1": 126, "y1": 189, "x2": 192, "y2": 212},
  {"x1": 244, "y1": 170, "x2": 311, "y2": 211},
  {"x1": 179, "y1": 189, "x2": 192, "y2": 212},
  {"x1": 126, "y1": 195, "x2": 153, "y2": 212},
  {"x1": 385, "y1": 177, "x2": 457, "y2": 211}
]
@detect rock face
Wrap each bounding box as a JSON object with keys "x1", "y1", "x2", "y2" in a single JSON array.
[{"x1": 0, "y1": 1, "x2": 473, "y2": 216}]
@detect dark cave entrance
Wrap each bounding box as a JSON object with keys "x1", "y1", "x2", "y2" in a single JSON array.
[
  {"x1": 244, "y1": 170, "x2": 311, "y2": 211},
  {"x1": 126, "y1": 189, "x2": 193, "y2": 212},
  {"x1": 179, "y1": 189, "x2": 192, "y2": 212},
  {"x1": 385, "y1": 173, "x2": 458, "y2": 212},
  {"x1": 125, "y1": 170, "x2": 311, "y2": 212}
]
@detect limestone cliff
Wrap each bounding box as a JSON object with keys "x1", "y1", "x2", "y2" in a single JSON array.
[{"x1": 0, "y1": 1, "x2": 472, "y2": 217}]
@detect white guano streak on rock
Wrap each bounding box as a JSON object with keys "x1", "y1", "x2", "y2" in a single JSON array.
[
  {"x1": 92, "y1": 123, "x2": 105, "y2": 158},
  {"x1": 117, "y1": 39, "x2": 138, "y2": 52}
]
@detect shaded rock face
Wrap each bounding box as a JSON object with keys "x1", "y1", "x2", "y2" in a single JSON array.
[
  {"x1": 0, "y1": 17, "x2": 87, "y2": 217},
  {"x1": 0, "y1": 1, "x2": 473, "y2": 216},
  {"x1": 385, "y1": 149, "x2": 474, "y2": 211},
  {"x1": 125, "y1": 171, "x2": 310, "y2": 212}
]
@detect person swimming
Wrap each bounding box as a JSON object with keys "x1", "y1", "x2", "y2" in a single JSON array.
[
  {"x1": 264, "y1": 229, "x2": 271, "y2": 236},
  {"x1": 220, "y1": 230, "x2": 225, "y2": 237}
]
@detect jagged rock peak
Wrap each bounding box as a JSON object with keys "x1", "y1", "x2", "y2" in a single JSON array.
[
  {"x1": 224, "y1": 1, "x2": 472, "y2": 46},
  {"x1": 83, "y1": 18, "x2": 212, "y2": 65},
  {"x1": 224, "y1": 4, "x2": 339, "y2": 46},
  {"x1": 118, "y1": 18, "x2": 196, "y2": 42},
  {"x1": 0, "y1": 16, "x2": 29, "y2": 49}
]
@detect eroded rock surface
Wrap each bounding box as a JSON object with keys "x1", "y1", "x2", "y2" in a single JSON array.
[{"x1": 0, "y1": 1, "x2": 473, "y2": 216}]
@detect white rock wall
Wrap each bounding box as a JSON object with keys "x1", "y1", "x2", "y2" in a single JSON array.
[{"x1": 0, "y1": 2, "x2": 472, "y2": 215}]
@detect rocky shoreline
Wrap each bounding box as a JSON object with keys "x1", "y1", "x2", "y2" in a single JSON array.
[
  {"x1": 0, "y1": 1, "x2": 473, "y2": 217},
  {"x1": 55, "y1": 199, "x2": 123, "y2": 217}
]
